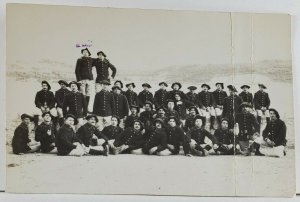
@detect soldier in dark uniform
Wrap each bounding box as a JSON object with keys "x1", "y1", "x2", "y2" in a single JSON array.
[
  {"x1": 124, "y1": 105, "x2": 140, "y2": 129},
  {"x1": 213, "y1": 118, "x2": 235, "y2": 155},
  {"x1": 93, "y1": 51, "x2": 117, "y2": 93},
  {"x1": 167, "y1": 82, "x2": 187, "y2": 101},
  {"x1": 165, "y1": 99, "x2": 180, "y2": 121},
  {"x1": 114, "y1": 80, "x2": 125, "y2": 95},
  {"x1": 75, "y1": 48, "x2": 94, "y2": 106},
  {"x1": 154, "y1": 82, "x2": 169, "y2": 108},
  {"x1": 186, "y1": 115, "x2": 217, "y2": 156},
  {"x1": 124, "y1": 83, "x2": 138, "y2": 107},
  {"x1": 142, "y1": 118, "x2": 168, "y2": 155},
  {"x1": 139, "y1": 101, "x2": 155, "y2": 131},
  {"x1": 212, "y1": 82, "x2": 227, "y2": 126},
  {"x1": 55, "y1": 80, "x2": 71, "y2": 127},
  {"x1": 93, "y1": 80, "x2": 114, "y2": 131},
  {"x1": 62, "y1": 81, "x2": 87, "y2": 129},
  {"x1": 153, "y1": 105, "x2": 168, "y2": 124},
  {"x1": 254, "y1": 84, "x2": 271, "y2": 131},
  {"x1": 197, "y1": 84, "x2": 216, "y2": 130},
  {"x1": 138, "y1": 83, "x2": 154, "y2": 108},
  {"x1": 184, "y1": 106, "x2": 199, "y2": 132},
  {"x1": 113, "y1": 119, "x2": 145, "y2": 154},
  {"x1": 76, "y1": 114, "x2": 108, "y2": 156},
  {"x1": 239, "y1": 85, "x2": 253, "y2": 106},
  {"x1": 12, "y1": 114, "x2": 41, "y2": 155},
  {"x1": 34, "y1": 112, "x2": 57, "y2": 154},
  {"x1": 34, "y1": 80, "x2": 58, "y2": 128},
  {"x1": 186, "y1": 86, "x2": 198, "y2": 107},
  {"x1": 235, "y1": 103, "x2": 263, "y2": 156},
  {"x1": 222, "y1": 85, "x2": 242, "y2": 130},
  {"x1": 262, "y1": 108, "x2": 287, "y2": 157},
  {"x1": 112, "y1": 85, "x2": 129, "y2": 128},
  {"x1": 174, "y1": 93, "x2": 193, "y2": 126},
  {"x1": 101, "y1": 116, "x2": 124, "y2": 152}
]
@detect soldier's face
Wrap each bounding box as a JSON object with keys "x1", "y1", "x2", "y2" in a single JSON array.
[
  {"x1": 70, "y1": 84, "x2": 78, "y2": 92},
  {"x1": 143, "y1": 87, "x2": 149, "y2": 91},
  {"x1": 42, "y1": 84, "x2": 48, "y2": 90},
  {"x1": 23, "y1": 118, "x2": 31, "y2": 125},
  {"x1": 174, "y1": 94, "x2": 181, "y2": 101},
  {"x1": 114, "y1": 89, "x2": 120, "y2": 94},
  {"x1": 221, "y1": 121, "x2": 228, "y2": 130},
  {"x1": 127, "y1": 85, "x2": 133, "y2": 90},
  {"x1": 102, "y1": 84, "x2": 108, "y2": 90},
  {"x1": 65, "y1": 117, "x2": 75, "y2": 126},
  {"x1": 168, "y1": 119, "x2": 176, "y2": 127},
  {"x1": 173, "y1": 85, "x2": 179, "y2": 90},
  {"x1": 134, "y1": 122, "x2": 141, "y2": 130},
  {"x1": 88, "y1": 117, "x2": 96, "y2": 126},
  {"x1": 131, "y1": 108, "x2": 137, "y2": 115},
  {"x1": 111, "y1": 117, "x2": 118, "y2": 126},
  {"x1": 202, "y1": 87, "x2": 208, "y2": 91},
  {"x1": 98, "y1": 54, "x2": 104, "y2": 60},
  {"x1": 155, "y1": 122, "x2": 162, "y2": 129},
  {"x1": 60, "y1": 83, "x2": 66, "y2": 89},
  {"x1": 145, "y1": 104, "x2": 151, "y2": 111},
  {"x1": 160, "y1": 84, "x2": 166, "y2": 90},
  {"x1": 270, "y1": 111, "x2": 277, "y2": 120},
  {"x1": 243, "y1": 88, "x2": 248, "y2": 92},
  {"x1": 190, "y1": 109, "x2": 196, "y2": 116},
  {"x1": 158, "y1": 109, "x2": 165, "y2": 115},
  {"x1": 43, "y1": 114, "x2": 52, "y2": 122},
  {"x1": 115, "y1": 82, "x2": 122, "y2": 88},
  {"x1": 259, "y1": 87, "x2": 264, "y2": 91},
  {"x1": 167, "y1": 102, "x2": 174, "y2": 109},
  {"x1": 82, "y1": 50, "x2": 89, "y2": 57},
  {"x1": 216, "y1": 85, "x2": 222, "y2": 90},
  {"x1": 190, "y1": 89, "x2": 195, "y2": 93},
  {"x1": 195, "y1": 119, "x2": 203, "y2": 128}
]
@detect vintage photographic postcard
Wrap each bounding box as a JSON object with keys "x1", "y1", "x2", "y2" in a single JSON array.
[{"x1": 5, "y1": 3, "x2": 295, "y2": 196}]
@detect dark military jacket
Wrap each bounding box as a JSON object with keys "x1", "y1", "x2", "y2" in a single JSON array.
[
  {"x1": 167, "y1": 90, "x2": 187, "y2": 101},
  {"x1": 222, "y1": 94, "x2": 242, "y2": 117},
  {"x1": 184, "y1": 115, "x2": 196, "y2": 132},
  {"x1": 124, "y1": 115, "x2": 140, "y2": 129},
  {"x1": 35, "y1": 90, "x2": 56, "y2": 109},
  {"x1": 113, "y1": 128, "x2": 145, "y2": 150},
  {"x1": 186, "y1": 92, "x2": 198, "y2": 107},
  {"x1": 140, "y1": 110, "x2": 155, "y2": 130},
  {"x1": 165, "y1": 126, "x2": 190, "y2": 155},
  {"x1": 239, "y1": 92, "x2": 253, "y2": 107},
  {"x1": 174, "y1": 100, "x2": 191, "y2": 120},
  {"x1": 35, "y1": 122, "x2": 56, "y2": 153},
  {"x1": 101, "y1": 125, "x2": 124, "y2": 140},
  {"x1": 93, "y1": 90, "x2": 114, "y2": 117},
  {"x1": 56, "y1": 124, "x2": 82, "y2": 155},
  {"x1": 75, "y1": 56, "x2": 93, "y2": 81},
  {"x1": 154, "y1": 89, "x2": 169, "y2": 108},
  {"x1": 197, "y1": 91, "x2": 216, "y2": 108},
  {"x1": 63, "y1": 91, "x2": 87, "y2": 118},
  {"x1": 214, "y1": 129, "x2": 234, "y2": 145},
  {"x1": 263, "y1": 119, "x2": 287, "y2": 146},
  {"x1": 55, "y1": 88, "x2": 71, "y2": 108},
  {"x1": 254, "y1": 91, "x2": 271, "y2": 110},
  {"x1": 187, "y1": 127, "x2": 217, "y2": 145},
  {"x1": 112, "y1": 93, "x2": 129, "y2": 119},
  {"x1": 124, "y1": 90, "x2": 138, "y2": 107},
  {"x1": 212, "y1": 90, "x2": 228, "y2": 106},
  {"x1": 143, "y1": 127, "x2": 167, "y2": 154},
  {"x1": 77, "y1": 123, "x2": 108, "y2": 147},
  {"x1": 12, "y1": 122, "x2": 31, "y2": 154},
  {"x1": 138, "y1": 90, "x2": 154, "y2": 107},
  {"x1": 235, "y1": 112, "x2": 259, "y2": 141},
  {"x1": 92, "y1": 58, "x2": 116, "y2": 83},
  {"x1": 165, "y1": 109, "x2": 180, "y2": 122}
]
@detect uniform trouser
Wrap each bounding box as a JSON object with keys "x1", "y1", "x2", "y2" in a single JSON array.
[
  {"x1": 215, "y1": 145, "x2": 234, "y2": 155},
  {"x1": 255, "y1": 139, "x2": 286, "y2": 158},
  {"x1": 33, "y1": 107, "x2": 58, "y2": 117},
  {"x1": 68, "y1": 142, "x2": 85, "y2": 156},
  {"x1": 96, "y1": 116, "x2": 112, "y2": 131},
  {"x1": 256, "y1": 109, "x2": 270, "y2": 117},
  {"x1": 199, "y1": 107, "x2": 216, "y2": 118},
  {"x1": 79, "y1": 79, "x2": 95, "y2": 112}
]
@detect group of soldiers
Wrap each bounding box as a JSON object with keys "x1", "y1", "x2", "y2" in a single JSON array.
[{"x1": 11, "y1": 48, "x2": 287, "y2": 157}]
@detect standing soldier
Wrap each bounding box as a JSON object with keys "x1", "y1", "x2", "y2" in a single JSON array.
[
  {"x1": 168, "y1": 82, "x2": 187, "y2": 101},
  {"x1": 174, "y1": 93, "x2": 193, "y2": 126},
  {"x1": 154, "y1": 82, "x2": 169, "y2": 108},
  {"x1": 186, "y1": 86, "x2": 198, "y2": 107},
  {"x1": 55, "y1": 80, "x2": 71, "y2": 127},
  {"x1": 212, "y1": 82, "x2": 227, "y2": 126},
  {"x1": 254, "y1": 84, "x2": 271, "y2": 131},
  {"x1": 112, "y1": 85, "x2": 130, "y2": 128},
  {"x1": 114, "y1": 80, "x2": 125, "y2": 95},
  {"x1": 93, "y1": 80, "x2": 114, "y2": 131},
  {"x1": 138, "y1": 83, "x2": 154, "y2": 108},
  {"x1": 93, "y1": 51, "x2": 117, "y2": 93},
  {"x1": 124, "y1": 83, "x2": 138, "y2": 107},
  {"x1": 239, "y1": 85, "x2": 253, "y2": 107},
  {"x1": 75, "y1": 48, "x2": 94, "y2": 106},
  {"x1": 222, "y1": 85, "x2": 242, "y2": 130},
  {"x1": 197, "y1": 84, "x2": 216, "y2": 130},
  {"x1": 63, "y1": 81, "x2": 87, "y2": 129},
  {"x1": 34, "y1": 80, "x2": 58, "y2": 128}
]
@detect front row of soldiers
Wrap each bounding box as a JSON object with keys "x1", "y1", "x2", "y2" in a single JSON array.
[{"x1": 12, "y1": 101, "x2": 287, "y2": 158}]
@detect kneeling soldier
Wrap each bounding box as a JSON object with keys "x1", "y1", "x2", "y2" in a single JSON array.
[
  {"x1": 77, "y1": 114, "x2": 109, "y2": 156},
  {"x1": 113, "y1": 120, "x2": 145, "y2": 154},
  {"x1": 187, "y1": 115, "x2": 217, "y2": 156},
  {"x1": 262, "y1": 108, "x2": 287, "y2": 157},
  {"x1": 35, "y1": 112, "x2": 57, "y2": 154},
  {"x1": 213, "y1": 118, "x2": 235, "y2": 155},
  {"x1": 12, "y1": 114, "x2": 41, "y2": 155},
  {"x1": 142, "y1": 118, "x2": 167, "y2": 155}
]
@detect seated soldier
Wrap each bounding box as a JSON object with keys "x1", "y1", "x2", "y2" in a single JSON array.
[
  {"x1": 34, "y1": 112, "x2": 57, "y2": 154},
  {"x1": 261, "y1": 108, "x2": 287, "y2": 158},
  {"x1": 187, "y1": 115, "x2": 217, "y2": 156},
  {"x1": 124, "y1": 105, "x2": 140, "y2": 129},
  {"x1": 56, "y1": 114, "x2": 86, "y2": 156},
  {"x1": 165, "y1": 99, "x2": 180, "y2": 121},
  {"x1": 235, "y1": 102, "x2": 264, "y2": 156},
  {"x1": 183, "y1": 106, "x2": 199, "y2": 132},
  {"x1": 77, "y1": 114, "x2": 109, "y2": 156},
  {"x1": 158, "y1": 116, "x2": 191, "y2": 156},
  {"x1": 101, "y1": 116, "x2": 124, "y2": 151},
  {"x1": 139, "y1": 101, "x2": 155, "y2": 131},
  {"x1": 113, "y1": 120, "x2": 146, "y2": 155},
  {"x1": 213, "y1": 118, "x2": 235, "y2": 155},
  {"x1": 12, "y1": 114, "x2": 41, "y2": 155},
  {"x1": 142, "y1": 118, "x2": 167, "y2": 155},
  {"x1": 153, "y1": 105, "x2": 168, "y2": 124}
]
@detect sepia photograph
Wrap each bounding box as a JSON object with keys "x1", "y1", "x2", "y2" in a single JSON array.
[{"x1": 5, "y1": 3, "x2": 295, "y2": 196}]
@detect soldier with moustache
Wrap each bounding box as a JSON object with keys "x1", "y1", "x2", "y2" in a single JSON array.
[
  {"x1": 183, "y1": 106, "x2": 199, "y2": 133},
  {"x1": 124, "y1": 83, "x2": 138, "y2": 107},
  {"x1": 212, "y1": 83, "x2": 228, "y2": 126},
  {"x1": 154, "y1": 82, "x2": 169, "y2": 108},
  {"x1": 114, "y1": 80, "x2": 125, "y2": 95},
  {"x1": 55, "y1": 80, "x2": 71, "y2": 127}
]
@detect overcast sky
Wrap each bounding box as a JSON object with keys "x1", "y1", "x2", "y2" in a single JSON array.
[{"x1": 7, "y1": 4, "x2": 291, "y2": 70}]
